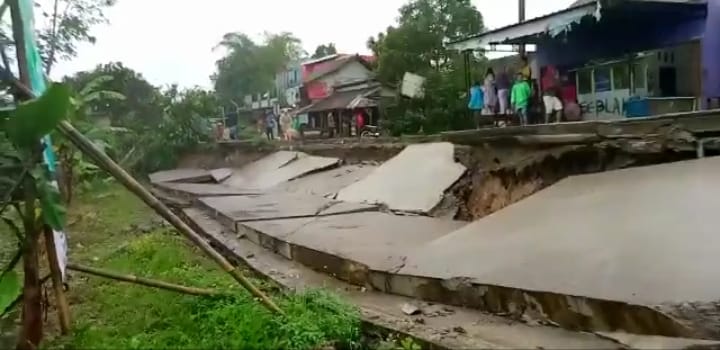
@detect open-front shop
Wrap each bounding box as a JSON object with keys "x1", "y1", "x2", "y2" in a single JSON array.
[
  {"x1": 572, "y1": 40, "x2": 702, "y2": 120},
  {"x1": 449, "y1": 0, "x2": 719, "y2": 122}
]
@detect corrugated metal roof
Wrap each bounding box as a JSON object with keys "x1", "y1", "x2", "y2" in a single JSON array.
[
  {"x1": 295, "y1": 87, "x2": 380, "y2": 114},
  {"x1": 447, "y1": 1, "x2": 599, "y2": 51}
]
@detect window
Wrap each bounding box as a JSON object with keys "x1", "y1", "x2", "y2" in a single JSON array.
[
  {"x1": 594, "y1": 67, "x2": 611, "y2": 92},
  {"x1": 633, "y1": 63, "x2": 647, "y2": 90},
  {"x1": 612, "y1": 64, "x2": 630, "y2": 90},
  {"x1": 578, "y1": 69, "x2": 592, "y2": 94}
]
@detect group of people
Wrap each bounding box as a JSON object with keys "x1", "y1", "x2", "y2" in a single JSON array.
[
  {"x1": 468, "y1": 66, "x2": 532, "y2": 127},
  {"x1": 262, "y1": 109, "x2": 300, "y2": 141},
  {"x1": 468, "y1": 56, "x2": 565, "y2": 127}
]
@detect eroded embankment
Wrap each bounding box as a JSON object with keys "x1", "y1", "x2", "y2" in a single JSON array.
[{"x1": 449, "y1": 144, "x2": 695, "y2": 221}]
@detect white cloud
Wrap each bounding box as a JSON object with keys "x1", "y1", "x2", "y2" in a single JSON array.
[{"x1": 50, "y1": 0, "x2": 575, "y2": 88}]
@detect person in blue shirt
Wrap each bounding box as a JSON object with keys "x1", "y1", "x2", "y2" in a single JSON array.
[
  {"x1": 264, "y1": 112, "x2": 276, "y2": 140},
  {"x1": 468, "y1": 80, "x2": 485, "y2": 129}
]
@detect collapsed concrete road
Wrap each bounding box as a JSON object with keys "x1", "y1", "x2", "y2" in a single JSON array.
[
  {"x1": 150, "y1": 142, "x2": 720, "y2": 347},
  {"x1": 337, "y1": 142, "x2": 466, "y2": 213}
]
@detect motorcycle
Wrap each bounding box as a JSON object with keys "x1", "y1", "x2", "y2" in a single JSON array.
[{"x1": 360, "y1": 125, "x2": 381, "y2": 138}]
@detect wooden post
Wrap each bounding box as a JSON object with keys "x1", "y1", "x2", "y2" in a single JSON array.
[
  {"x1": 518, "y1": 0, "x2": 526, "y2": 56},
  {"x1": 43, "y1": 227, "x2": 71, "y2": 334}
]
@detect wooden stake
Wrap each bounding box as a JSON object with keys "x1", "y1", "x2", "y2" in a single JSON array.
[
  {"x1": 43, "y1": 226, "x2": 71, "y2": 334},
  {"x1": 67, "y1": 263, "x2": 224, "y2": 297}
]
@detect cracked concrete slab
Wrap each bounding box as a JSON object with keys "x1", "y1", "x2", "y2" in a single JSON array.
[
  {"x1": 152, "y1": 182, "x2": 260, "y2": 197},
  {"x1": 182, "y1": 207, "x2": 629, "y2": 350},
  {"x1": 400, "y1": 156, "x2": 720, "y2": 305},
  {"x1": 198, "y1": 193, "x2": 377, "y2": 224},
  {"x1": 149, "y1": 168, "x2": 212, "y2": 184},
  {"x1": 224, "y1": 151, "x2": 299, "y2": 189},
  {"x1": 224, "y1": 151, "x2": 341, "y2": 190},
  {"x1": 336, "y1": 142, "x2": 466, "y2": 213},
  {"x1": 209, "y1": 168, "x2": 233, "y2": 182},
  {"x1": 271, "y1": 164, "x2": 377, "y2": 197},
  {"x1": 248, "y1": 155, "x2": 341, "y2": 189},
  {"x1": 242, "y1": 212, "x2": 466, "y2": 272},
  {"x1": 596, "y1": 332, "x2": 720, "y2": 349}
]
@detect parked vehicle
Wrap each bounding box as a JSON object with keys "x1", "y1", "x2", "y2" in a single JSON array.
[{"x1": 360, "y1": 125, "x2": 381, "y2": 138}]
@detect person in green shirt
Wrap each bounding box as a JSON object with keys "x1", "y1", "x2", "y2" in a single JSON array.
[{"x1": 511, "y1": 72, "x2": 532, "y2": 125}]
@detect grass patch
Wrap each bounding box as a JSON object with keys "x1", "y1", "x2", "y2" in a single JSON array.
[{"x1": 20, "y1": 182, "x2": 363, "y2": 349}]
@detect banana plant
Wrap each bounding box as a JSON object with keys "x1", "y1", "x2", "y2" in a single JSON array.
[
  {"x1": 55, "y1": 74, "x2": 128, "y2": 203},
  {"x1": 0, "y1": 83, "x2": 71, "y2": 320}
]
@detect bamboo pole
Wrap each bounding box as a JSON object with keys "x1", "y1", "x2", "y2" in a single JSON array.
[
  {"x1": 67, "y1": 263, "x2": 224, "y2": 297},
  {"x1": 43, "y1": 227, "x2": 71, "y2": 334},
  {"x1": 4, "y1": 65, "x2": 283, "y2": 315},
  {"x1": 57, "y1": 121, "x2": 282, "y2": 314}
]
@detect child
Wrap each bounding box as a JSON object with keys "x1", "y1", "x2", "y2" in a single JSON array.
[
  {"x1": 468, "y1": 80, "x2": 484, "y2": 129},
  {"x1": 511, "y1": 73, "x2": 532, "y2": 125}
]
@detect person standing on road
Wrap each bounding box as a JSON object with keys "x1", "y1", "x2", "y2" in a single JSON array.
[
  {"x1": 279, "y1": 110, "x2": 293, "y2": 141},
  {"x1": 542, "y1": 75, "x2": 563, "y2": 123},
  {"x1": 468, "y1": 80, "x2": 484, "y2": 129},
  {"x1": 355, "y1": 108, "x2": 365, "y2": 137},
  {"x1": 511, "y1": 72, "x2": 532, "y2": 125},
  {"x1": 264, "y1": 111, "x2": 276, "y2": 140},
  {"x1": 326, "y1": 111, "x2": 336, "y2": 138},
  {"x1": 496, "y1": 66, "x2": 511, "y2": 115},
  {"x1": 482, "y1": 68, "x2": 497, "y2": 117}
]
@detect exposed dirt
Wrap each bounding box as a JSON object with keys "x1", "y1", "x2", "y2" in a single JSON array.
[{"x1": 451, "y1": 144, "x2": 695, "y2": 221}]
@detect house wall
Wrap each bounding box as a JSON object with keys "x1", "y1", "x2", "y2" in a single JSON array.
[
  {"x1": 275, "y1": 64, "x2": 302, "y2": 106},
  {"x1": 702, "y1": 0, "x2": 720, "y2": 100},
  {"x1": 306, "y1": 61, "x2": 373, "y2": 100},
  {"x1": 275, "y1": 65, "x2": 302, "y2": 91}
]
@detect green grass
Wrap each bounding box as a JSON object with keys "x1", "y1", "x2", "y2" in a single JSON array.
[{"x1": 26, "y1": 182, "x2": 362, "y2": 350}]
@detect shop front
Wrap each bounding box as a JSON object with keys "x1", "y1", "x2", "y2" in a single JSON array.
[{"x1": 449, "y1": 0, "x2": 718, "y2": 121}]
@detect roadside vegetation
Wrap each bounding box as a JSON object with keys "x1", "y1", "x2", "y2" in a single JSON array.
[{"x1": 2, "y1": 182, "x2": 363, "y2": 349}]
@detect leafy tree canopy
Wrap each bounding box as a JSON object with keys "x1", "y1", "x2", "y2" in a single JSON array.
[
  {"x1": 311, "y1": 43, "x2": 337, "y2": 59},
  {"x1": 367, "y1": 0, "x2": 487, "y2": 135},
  {"x1": 62, "y1": 62, "x2": 163, "y2": 125},
  {"x1": 212, "y1": 31, "x2": 305, "y2": 107}
]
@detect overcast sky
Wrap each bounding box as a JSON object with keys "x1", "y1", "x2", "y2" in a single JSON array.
[{"x1": 50, "y1": 0, "x2": 575, "y2": 88}]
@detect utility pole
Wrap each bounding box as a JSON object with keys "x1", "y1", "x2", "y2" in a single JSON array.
[{"x1": 518, "y1": 0, "x2": 526, "y2": 56}]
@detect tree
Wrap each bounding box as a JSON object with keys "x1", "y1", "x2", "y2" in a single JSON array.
[
  {"x1": 34, "y1": 0, "x2": 116, "y2": 74},
  {"x1": 56, "y1": 73, "x2": 128, "y2": 203},
  {"x1": 311, "y1": 43, "x2": 337, "y2": 59},
  {"x1": 212, "y1": 31, "x2": 304, "y2": 107},
  {"x1": 62, "y1": 62, "x2": 163, "y2": 125},
  {"x1": 368, "y1": 0, "x2": 486, "y2": 134}
]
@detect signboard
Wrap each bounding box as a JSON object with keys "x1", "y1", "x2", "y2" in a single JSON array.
[
  {"x1": 401, "y1": 72, "x2": 426, "y2": 99},
  {"x1": 578, "y1": 89, "x2": 630, "y2": 120}
]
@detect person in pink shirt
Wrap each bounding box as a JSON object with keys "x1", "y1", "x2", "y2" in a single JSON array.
[{"x1": 355, "y1": 109, "x2": 365, "y2": 136}]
